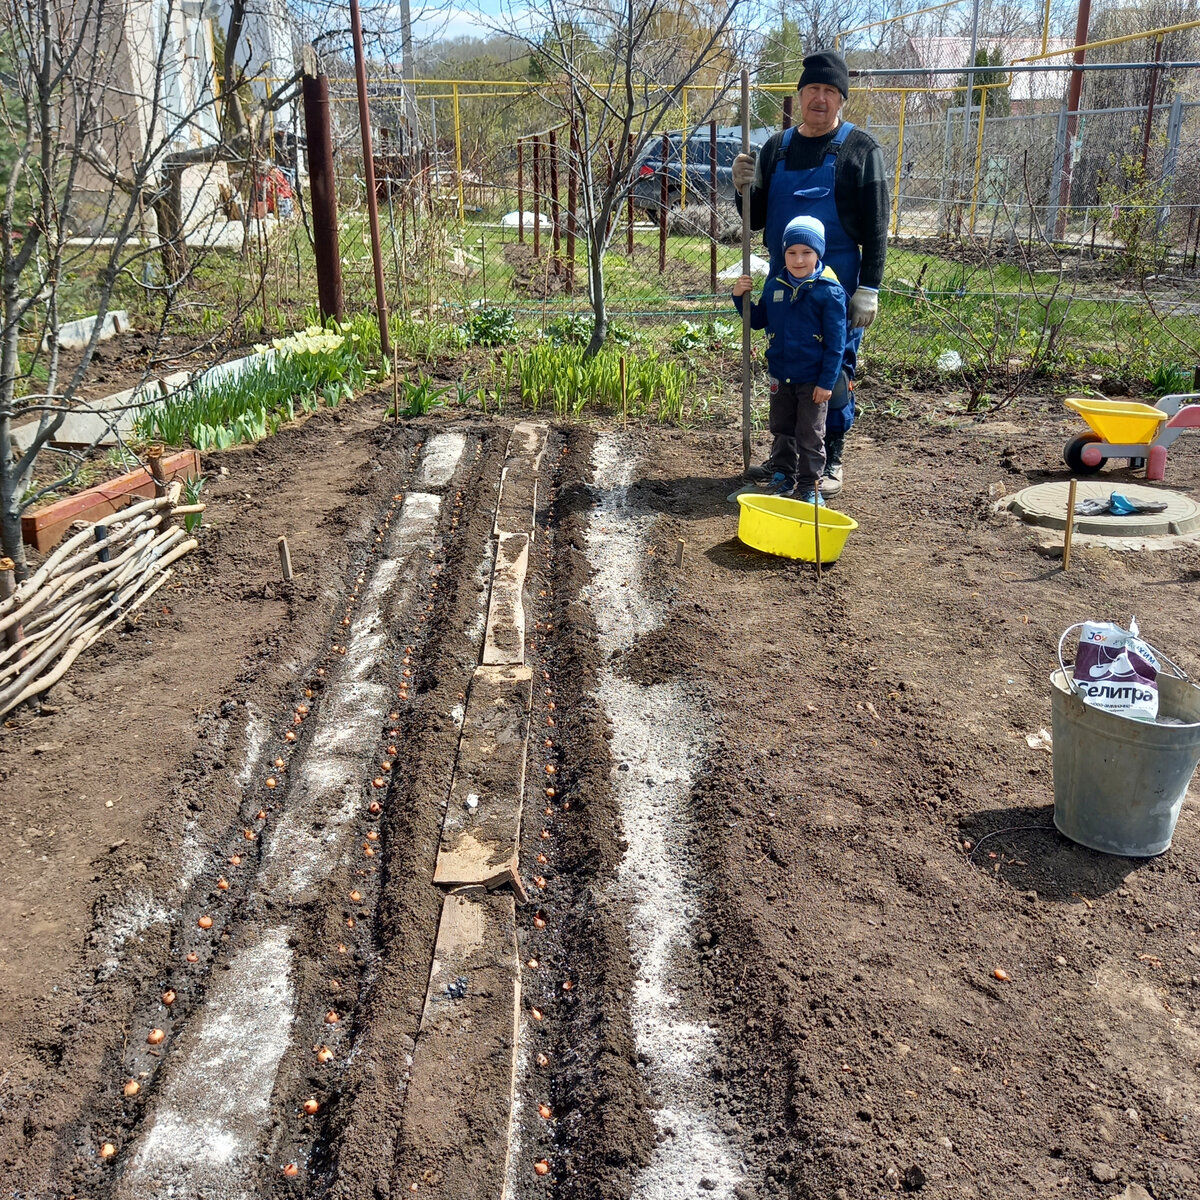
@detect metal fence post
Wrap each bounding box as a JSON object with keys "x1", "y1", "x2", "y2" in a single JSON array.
[
  {"x1": 349, "y1": 0, "x2": 389, "y2": 355},
  {"x1": 891, "y1": 91, "x2": 907, "y2": 238},
  {"x1": 680, "y1": 87, "x2": 689, "y2": 209},
  {"x1": 453, "y1": 82, "x2": 464, "y2": 223},
  {"x1": 549, "y1": 129, "x2": 561, "y2": 274},
  {"x1": 567, "y1": 120, "x2": 578, "y2": 294},
  {"x1": 301, "y1": 72, "x2": 343, "y2": 323},
  {"x1": 1046, "y1": 103, "x2": 1068, "y2": 242},
  {"x1": 709, "y1": 119, "x2": 718, "y2": 295},
  {"x1": 533, "y1": 137, "x2": 541, "y2": 257},
  {"x1": 659, "y1": 130, "x2": 668, "y2": 274},
  {"x1": 1157, "y1": 94, "x2": 1184, "y2": 239},
  {"x1": 517, "y1": 138, "x2": 525, "y2": 243},
  {"x1": 968, "y1": 97, "x2": 988, "y2": 235},
  {"x1": 627, "y1": 132, "x2": 635, "y2": 257}
]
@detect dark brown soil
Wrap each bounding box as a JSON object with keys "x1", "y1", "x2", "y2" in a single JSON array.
[
  {"x1": 2, "y1": 386, "x2": 1200, "y2": 1199},
  {"x1": 49, "y1": 327, "x2": 258, "y2": 401}
]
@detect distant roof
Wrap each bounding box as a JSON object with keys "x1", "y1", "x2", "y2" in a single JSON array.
[{"x1": 906, "y1": 35, "x2": 1073, "y2": 102}]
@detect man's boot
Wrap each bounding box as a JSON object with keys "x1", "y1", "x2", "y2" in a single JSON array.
[
  {"x1": 745, "y1": 434, "x2": 795, "y2": 484},
  {"x1": 821, "y1": 429, "x2": 845, "y2": 497}
]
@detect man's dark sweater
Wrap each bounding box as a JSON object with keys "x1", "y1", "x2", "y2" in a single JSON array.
[{"x1": 737, "y1": 123, "x2": 889, "y2": 291}]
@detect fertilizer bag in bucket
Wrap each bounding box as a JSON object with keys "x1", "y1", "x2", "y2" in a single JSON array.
[{"x1": 1052, "y1": 624, "x2": 1200, "y2": 856}]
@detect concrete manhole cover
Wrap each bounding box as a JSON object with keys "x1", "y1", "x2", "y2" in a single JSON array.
[{"x1": 1008, "y1": 480, "x2": 1200, "y2": 536}]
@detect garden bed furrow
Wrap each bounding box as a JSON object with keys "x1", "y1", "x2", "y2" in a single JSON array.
[{"x1": 102, "y1": 430, "x2": 473, "y2": 1196}]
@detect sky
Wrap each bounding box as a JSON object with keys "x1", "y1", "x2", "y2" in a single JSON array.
[{"x1": 407, "y1": 0, "x2": 535, "y2": 45}]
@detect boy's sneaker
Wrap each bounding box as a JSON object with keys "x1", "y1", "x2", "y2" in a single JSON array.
[
  {"x1": 819, "y1": 461, "x2": 844, "y2": 497},
  {"x1": 795, "y1": 488, "x2": 827, "y2": 507},
  {"x1": 768, "y1": 473, "x2": 798, "y2": 497}
]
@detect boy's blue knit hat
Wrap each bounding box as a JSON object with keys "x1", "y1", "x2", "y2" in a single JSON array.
[{"x1": 783, "y1": 215, "x2": 826, "y2": 257}]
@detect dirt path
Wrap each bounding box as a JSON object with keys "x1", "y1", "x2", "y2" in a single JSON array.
[{"x1": 2, "y1": 394, "x2": 1199, "y2": 1199}]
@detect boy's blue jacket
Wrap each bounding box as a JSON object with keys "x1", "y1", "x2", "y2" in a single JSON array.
[{"x1": 733, "y1": 265, "x2": 848, "y2": 392}]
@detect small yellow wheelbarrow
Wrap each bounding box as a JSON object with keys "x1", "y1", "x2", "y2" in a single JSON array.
[{"x1": 1064, "y1": 394, "x2": 1200, "y2": 481}]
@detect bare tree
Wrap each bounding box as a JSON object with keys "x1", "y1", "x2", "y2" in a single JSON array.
[
  {"x1": 498, "y1": 0, "x2": 753, "y2": 356},
  {"x1": 0, "y1": 0, "x2": 306, "y2": 579}
]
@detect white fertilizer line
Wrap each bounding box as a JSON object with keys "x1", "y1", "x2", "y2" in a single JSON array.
[
  {"x1": 415, "y1": 431, "x2": 468, "y2": 489},
  {"x1": 586, "y1": 438, "x2": 663, "y2": 656},
  {"x1": 585, "y1": 433, "x2": 745, "y2": 1200},
  {"x1": 116, "y1": 927, "x2": 295, "y2": 1199},
  {"x1": 264, "y1": 492, "x2": 441, "y2": 903}
]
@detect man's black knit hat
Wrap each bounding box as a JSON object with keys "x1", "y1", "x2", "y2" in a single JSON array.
[{"x1": 798, "y1": 50, "x2": 850, "y2": 99}]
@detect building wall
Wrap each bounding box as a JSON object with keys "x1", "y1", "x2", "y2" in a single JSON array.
[{"x1": 72, "y1": 0, "x2": 222, "y2": 233}]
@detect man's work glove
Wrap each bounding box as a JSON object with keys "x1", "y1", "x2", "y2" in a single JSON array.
[
  {"x1": 849, "y1": 287, "x2": 878, "y2": 330},
  {"x1": 732, "y1": 152, "x2": 756, "y2": 193}
]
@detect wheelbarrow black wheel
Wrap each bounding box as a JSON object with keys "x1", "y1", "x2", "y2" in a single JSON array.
[{"x1": 1064, "y1": 433, "x2": 1104, "y2": 475}]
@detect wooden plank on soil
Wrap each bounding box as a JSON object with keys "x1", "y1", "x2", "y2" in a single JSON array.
[
  {"x1": 493, "y1": 421, "x2": 546, "y2": 540},
  {"x1": 433, "y1": 665, "x2": 532, "y2": 892},
  {"x1": 481, "y1": 534, "x2": 528, "y2": 667},
  {"x1": 398, "y1": 887, "x2": 520, "y2": 1200}
]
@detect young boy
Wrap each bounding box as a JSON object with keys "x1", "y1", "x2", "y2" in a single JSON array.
[{"x1": 733, "y1": 214, "x2": 847, "y2": 504}]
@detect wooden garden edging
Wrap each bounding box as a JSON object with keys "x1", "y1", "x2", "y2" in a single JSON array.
[
  {"x1": 0, "y1": 484, "x2": 202, "y2": 718},
  {"x1": 21, "y1": 449, "x2": 201, "y2": 553}
]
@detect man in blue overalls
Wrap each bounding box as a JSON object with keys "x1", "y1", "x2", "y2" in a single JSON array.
[{"x1": 733, "y1": 50, "x2": 889, "y2": 497}]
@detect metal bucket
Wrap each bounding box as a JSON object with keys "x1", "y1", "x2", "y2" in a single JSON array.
[{"x1": 1050, "y1": 668, "x2": 1200, "y2": 856}]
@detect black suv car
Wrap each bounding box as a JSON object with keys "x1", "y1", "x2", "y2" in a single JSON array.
[{"x1": 631, "y1": 126, "x2": 772, "y2": 217}]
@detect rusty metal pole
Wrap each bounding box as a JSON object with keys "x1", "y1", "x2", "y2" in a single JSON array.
[
  {"x1": 549, "y1": 130, "x2": 561, "y2": 274},
  {"x1": 659, "y1": 130, "x2": 668, "y2": 274},
  {"x1": 627, "y1": 132, "x2": 635, "y2": 256},
  {"x1": 349, "y1": 0, "x2": 390, "y2": 356},
  {"x1": 782, "y1": 95, "x2": 794, "y2": 130},
  {"x1": 1055, "y1": 0, "x2": 1092, "y2": 239},
  {"x1": 302, "y1": 73, "x2": 343, "y2": 322},
  {"x1": 1141, "y1": 37, "x2": 1164, "y2": 173},
  {"x1": 709, "y1": 119, "x2": 718, "y2": 295},
  {"x1": 533, "y1": 137, "x2": 542, "y2": 256},
  {"x1": 567, "y1": 121, "x2": 578, "y2": 294},
  {"x1": 517, "y1": 138, "x2": 525, "y2": 243}
]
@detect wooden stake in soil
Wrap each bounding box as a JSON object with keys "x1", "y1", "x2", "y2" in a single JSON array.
[
  {"x1": 393, "y1": 347, "x2": 400, "y2": 425},
  {"x1": 739, "y1": 68, "x2": 752, "y2": 474},
  {"x1": 0, "y1": 558, "x2": 22, "y2": 654},
  {"x1": 277, "y1": 536, "x2": 294, "y2": 583},
  {"x1": 1062, "y1": 477, "x2": 1078, "y2": 572},
  {"x1": 146, "y1": 444, "x2": 168, "y2": 498},
  {"x1": 620, "y1": 354, "x2": 628, "y2": 428},
  {"x1": 146, "y1": 445, "x2": 178, "y2": 531},
  {"x1": 812, "y1": 498, "x2": 822, "y2": 584},
  {"x1": 674, "y1": 539, "x2": 684, "y2": 568}
]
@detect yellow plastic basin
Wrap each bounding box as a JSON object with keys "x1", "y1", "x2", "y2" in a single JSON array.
[
  {"x1": 1064, "y1": 397, "x2": 1167, "y2": 445},
  {"x1": 737, "y1": 493, "x2": 858, "y2": 563}
]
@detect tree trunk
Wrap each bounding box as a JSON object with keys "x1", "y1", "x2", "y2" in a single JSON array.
[
  {"x1": 153, "y1": 162, "x2": 189, "y2": 283},
  {"x1": 0, "y1": 290, "x2": 27, "y2": 578},
  {"x1": 584, "y1": 231, "x2": 607, "y2": 360}
]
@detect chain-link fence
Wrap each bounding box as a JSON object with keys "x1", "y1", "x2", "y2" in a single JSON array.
[{"x1": 254, "y1": 67, "x2": 1200, "y2": 386}]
